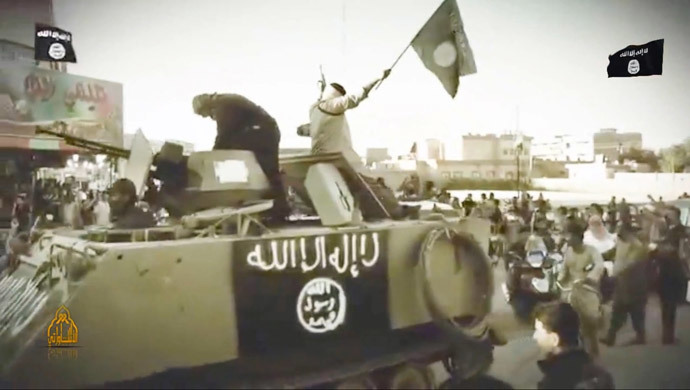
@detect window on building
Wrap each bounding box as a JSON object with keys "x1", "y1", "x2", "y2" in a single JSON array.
[
  {"x1": 505, "y1": 172, "x2": 514, "y2": 180},
  {"x1": 442, "y1": 172, "x2": 450, "y2": 179},
  {"x1": 487, "y1": 171, "x2": 496, "y2": 178},
  {"x1": 453, "y1": 171, "x2": 463, "y2": 178},
  {"x1": 472, "y1": 171, "x2": 481, "y2": 178},
  {"x1": 503, "y1": 149, "x2": 508, "y2": 155}
]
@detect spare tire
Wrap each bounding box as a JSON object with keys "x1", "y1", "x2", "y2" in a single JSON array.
[{"x1": 418, "y1": 227, "x2": 493, "y2": 339}]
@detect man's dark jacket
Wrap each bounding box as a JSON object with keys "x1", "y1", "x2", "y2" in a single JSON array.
[{"x1": 537, "y1": 349, "x2": 614, "y2": 389}]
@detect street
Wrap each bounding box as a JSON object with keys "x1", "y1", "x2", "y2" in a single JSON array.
[{"x1": 432, "y1": 265, "x2": 690, "y2": 389}]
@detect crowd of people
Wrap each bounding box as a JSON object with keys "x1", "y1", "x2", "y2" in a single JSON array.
[{"x1": 399, "y1": 181, "x2": 688, "y2": 388}]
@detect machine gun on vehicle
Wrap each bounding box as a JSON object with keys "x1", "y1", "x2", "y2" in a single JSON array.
[{"x1": 34, "y1": 121, "x2": 130, "y2": 159}]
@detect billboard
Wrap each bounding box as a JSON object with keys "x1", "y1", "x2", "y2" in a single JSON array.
[{"x1": 0, "y1": 62, "x2": 123, "y2": 148}]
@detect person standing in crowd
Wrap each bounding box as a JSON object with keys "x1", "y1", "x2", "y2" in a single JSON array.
[
  {"x1": 618, "y1": 198, "x2": 631, "y2": 227},
  {"x1": 193, "y1": 92, "x2": 290, "y2": 224},
  {"x1": 558, "y1": 222, "x2": 606, "y2": 357},
  {"x1": 93, "y1": 192, "x2": 111, "y2": 226},
  {"x1": 0, "y1": 232, "x2": 30, "y2": 278},
  {"x1": 451, "y1": 197, "x2": 462, "y2": 210},
  {"x1": 607, "y1": 196, "x2": 618, "y2": 233},
  {"x1": 462, "y1": 194, "x2": 476, "y2": 217},
  {"x1": 438, "y1": 189, "x2": 451, "y2": 204},
  {"x1": 108, "y1": 179, "x2": 157, "y2": 230},
  {"x1": 650, "y1": 206, "x2": 687, "y2": 345},
  {"x1": 12, "y1": 194, "x2": 31, "y2": 234},
  {"x1": 62, "y1": 190, "x2": 83, "y2": 229},
  {"x1": 601, "y1": 223, "x2": 649, "y2": 346},
  {"x1": 554, "y1": 206, "x2": 568, "y2": 233},
  {"x1": 422, "y1": 181, "x2": 438, "y2": 199},
  {"x1": 533, "y1": 302, "x2": 614, "y2": 389},
  {"x1": 584, "y1": 214, "x2": 617, "y2": 259},
  {"x1": 489, "y1": 199, "x2": 503, "y2": 226}
]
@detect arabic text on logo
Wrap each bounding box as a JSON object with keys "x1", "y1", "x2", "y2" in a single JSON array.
[{"x1": 47, "y1": 305, "x2": 78, "y2": 347}]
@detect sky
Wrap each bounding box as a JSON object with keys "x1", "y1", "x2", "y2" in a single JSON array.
[{"x1": 52, "y1": 0, "x2": 690, "y2": 157}]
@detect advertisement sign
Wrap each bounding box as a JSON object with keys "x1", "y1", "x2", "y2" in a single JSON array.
[{"x1": 0, "y1": 63, "x2": 123, "y2": 147}]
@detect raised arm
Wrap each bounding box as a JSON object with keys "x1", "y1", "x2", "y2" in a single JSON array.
[{"x1": 318, "y1": 69, "x2": 391, "y2": 115}]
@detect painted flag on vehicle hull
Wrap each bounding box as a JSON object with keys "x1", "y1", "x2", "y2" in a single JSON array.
[
  {"x1": 607, "y1": 39, "x2": 663, "y2": 78},
  {"x1": 411, "y1": 0, "x2": 476, "y2": 98},
  {"x1": 35, "y1": 24, "x2": 77, "y2": 63}
]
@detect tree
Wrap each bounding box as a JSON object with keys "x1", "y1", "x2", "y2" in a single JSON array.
[
  {"x1": 660, "y1": 137, "x2": 690, "y2": 173},
  {"x1": 618, "y1": 147, "x2": 661, "y2": 171}
]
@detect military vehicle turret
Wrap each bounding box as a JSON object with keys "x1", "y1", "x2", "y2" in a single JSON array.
[{"x1": 0, "y1": 125, "x2": 498, "y2": 389}]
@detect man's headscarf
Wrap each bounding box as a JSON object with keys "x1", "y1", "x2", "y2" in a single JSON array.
[{"x1": 588, "y1": 214, "x2": 608, "y2": 240}]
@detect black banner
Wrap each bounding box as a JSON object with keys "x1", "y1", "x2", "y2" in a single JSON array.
[
  {"x1": 34, "y1": 24, "x2": 77, "y2": 63},
  {"x1": 607, "y1": 39, "x2": 663, "y2": 78},
  {"x1": 233, "y1": 230, "x2": 389, "y2": 357}
]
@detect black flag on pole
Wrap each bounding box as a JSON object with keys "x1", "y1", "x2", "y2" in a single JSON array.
[
  {"x1": 607, "y1": 39, "x2": 663, "y2": 78},
  {"x1": 410, "y1": 0, "x2": 476, "y2": 97},
  {"x1": 35, "y1": 24, "x2": 77, "y2": 63}
]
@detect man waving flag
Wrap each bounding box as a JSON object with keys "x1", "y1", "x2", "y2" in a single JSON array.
[{"x1": 410, "y1": 0, "x2": 477, "y2": 97}]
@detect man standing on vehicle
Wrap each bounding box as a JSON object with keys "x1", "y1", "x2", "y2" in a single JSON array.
[
  {"x1": 600, "y1": 223, "x2": 648, "y2": 346},
  {"x1": 296, "y1": 69, "x2": 418, "y2": 220},
  {"x1": 193, "y1": 92, "x2": 290, "y2": 224},
  {"x1": 298, "y1": 69, "x2": 390, "y2": 171}
]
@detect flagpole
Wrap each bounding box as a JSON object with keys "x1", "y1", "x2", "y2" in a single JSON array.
[{"x1": 374, "y1": 0, "x2": 448, "y2": 90}]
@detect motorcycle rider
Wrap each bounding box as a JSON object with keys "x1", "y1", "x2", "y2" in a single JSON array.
[{"x1": 558, "y1": 221, "x2": 606, "y2": 357}]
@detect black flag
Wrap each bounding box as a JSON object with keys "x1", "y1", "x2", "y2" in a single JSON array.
[
  {"x1": 34, "y1": 24, "x2": 77, "y2": 63},
  {"x1": 607, "y1": 39, "x2": 663, "y2": 78}
]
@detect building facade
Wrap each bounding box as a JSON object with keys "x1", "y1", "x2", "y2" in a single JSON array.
[
  {"x1": 437, "y1": 159, "x2": 522, "y2": 181},
  {"x1": 0, "y1": 0, "x2": 66, "y2": 72},
  {"x1": 456, "y1": 133, "x2": 533, "y2": 180},
  {"x1": 593, "y1": 128, "x2": 643, "y2": 162},
  {"x1": 365, "y1": 147, "x2": 390, "y2": 166},
  {"x1": 532, "y1": 134, "x2": 594, "y2": 162}
]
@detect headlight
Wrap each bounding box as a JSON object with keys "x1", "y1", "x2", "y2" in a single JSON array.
[
  {"x1": 531, "y1": 277, "x2": 550, "y2": 293},
  {"x1": 526, "y1": 251, "x2": 545, "y2": 267}
]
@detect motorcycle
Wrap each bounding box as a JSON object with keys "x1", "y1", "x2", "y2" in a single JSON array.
[{"x1": 501, "y1": 235, "x2": 564, "y2": 320}]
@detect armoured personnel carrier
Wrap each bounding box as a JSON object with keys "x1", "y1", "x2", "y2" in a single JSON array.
[{"x1": 0, "y1": 128, "x2": 498, "y2": 389}]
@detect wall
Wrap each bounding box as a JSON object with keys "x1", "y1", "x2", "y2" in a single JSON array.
[
  {"x1": 534, "y1": 172, "x2": 690, "y2": 198},
  {"x1": 0, "y1": 0, "x2": 54, "y2": 47}
]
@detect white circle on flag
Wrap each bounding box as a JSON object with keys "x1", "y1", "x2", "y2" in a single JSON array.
[
  {"x1": 48, "y1": 43, "x2": 66, "y2": 60},
  {"x1": 433, "y1": 41, "x2": 457, "y2": 68},
  {"x1": 627, "y1": 59, "x2": 640, "y2": 75}
]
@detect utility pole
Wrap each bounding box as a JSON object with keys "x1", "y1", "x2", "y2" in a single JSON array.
[{"x1": 515, "y1": 105, "x2": 521, "y2": 198}]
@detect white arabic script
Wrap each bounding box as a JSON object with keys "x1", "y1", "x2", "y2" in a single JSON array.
[
  {"x1": 296, "y1": 277, "x2": 346, "y2": 333},
  {"x1": 246, "y1": 232, "x2": 380, "y2": 278}
]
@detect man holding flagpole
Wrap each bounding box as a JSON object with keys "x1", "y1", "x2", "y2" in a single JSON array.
[{"x1": 298, "y1": 69, "x2": 391, "y2": 171}]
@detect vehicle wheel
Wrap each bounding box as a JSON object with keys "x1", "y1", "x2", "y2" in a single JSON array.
[
  {"x1": 384, "y1": 364, "x2": 435, "y2": 389},
  {"x1": 335, "y1": 374, "x2": 377, "y2": 389}
]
